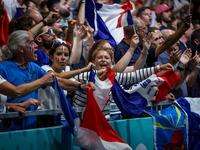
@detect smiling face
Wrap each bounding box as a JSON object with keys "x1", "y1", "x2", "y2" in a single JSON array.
[
  {"x1": 92, "y1": 49, "x2": 112, "y2": 70},
  {"x1": 50, "y1": 45, "x2": 70, "y2": 72}
]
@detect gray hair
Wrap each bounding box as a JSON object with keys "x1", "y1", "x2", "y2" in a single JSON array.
[
  {"x1": 123, "y1": 17, "x2": 142, "y2": 37},
  {"x1": 1, "y1": 30, "x2": 30, "y2": 60}
]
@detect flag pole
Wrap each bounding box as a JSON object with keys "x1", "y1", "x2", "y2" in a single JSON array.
[
  {"x1": 189, "y1": 0, "x2": 192, "y2": 14},
  {"x1": 133, "y1": 24, "x2": 136, "y2": 34}
]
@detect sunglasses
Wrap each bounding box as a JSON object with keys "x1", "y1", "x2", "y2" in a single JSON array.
[
  {"x1": 37, "y1": 28, "x2": 53, "y2": 37},
  {"x1": 51, "y1": 38, "x2": 71, "y2": 48}
]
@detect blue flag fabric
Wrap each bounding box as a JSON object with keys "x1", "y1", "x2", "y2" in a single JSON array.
[
  {"x1": 85, "y1": 0, "x2": 116, "y2": 47},
  {"x1": 85, "y1": 0, "x2": 133, "y2": 47},
  {"x1": 145, "y1": 105, "x2": 187, "y2": 150},
  {"x1": 111, "y1": 79, "x2": 148, "y2": 116},
  {"x1": 52, "y1": 77, "x2": 79, "y2": 135},
  {"x1": 176, "y1": 97, "x2": 200, "y2": 150}
]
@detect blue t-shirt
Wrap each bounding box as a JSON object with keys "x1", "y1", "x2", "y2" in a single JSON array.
[
  {"x1": 155, "y1": 52, "x2": 188, "y2": 98},
  {"x1": 160, "y1": 25, "x2": 172, "y2": 31},
  {"x1": 114, "y1": 39, "x2": 148, "y2": 68},
  {"x1": 178, "y1": 40, "x2": 193, "y2": 53},
  {"x1": 0, "y1": 61, "x2": 48, "y2": 131},
  {"x1": 35, "y1": 48, "x2": 51, "y2": 67}
]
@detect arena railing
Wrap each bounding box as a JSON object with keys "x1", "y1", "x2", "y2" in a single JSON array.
[{"x1": 0, "y1": 100, "x2": 173, "y2": 119}]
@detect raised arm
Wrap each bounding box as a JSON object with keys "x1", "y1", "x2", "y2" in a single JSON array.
[
  {"x1": 49, "y1": 62, "x2": 95, "y2": 79},
  {"x1": 123, "y1": 33, "x2": 152, "y2": 73},
  {"x1": 155, "y1": 14, "x2": 192, "y2": 57},
  {"x1": 29, "y1": 11, "x2": 59, "y2": 38},
  {"x1": 112, "y1": 34, "x2": 139, "y2": 73}
]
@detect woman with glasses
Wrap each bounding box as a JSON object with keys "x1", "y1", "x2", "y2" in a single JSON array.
[{"x1": 37, "y1": 40, "x2": 95, "y2": 127}]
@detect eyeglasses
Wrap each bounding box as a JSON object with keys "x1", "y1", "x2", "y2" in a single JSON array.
[
  {"x1": 37, "y1": 28, "x2": 53, "y2": 37},
  {"x1": 51, "y1": 38, "x2": 71, "y2": 48},
  {"x1": 138, "y1": 27, "x2": 148, "y2": 32}
]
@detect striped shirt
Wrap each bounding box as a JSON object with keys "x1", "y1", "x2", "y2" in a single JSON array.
[{"x1": 72, "y1": 67, "x2": 155, "y2": 119}]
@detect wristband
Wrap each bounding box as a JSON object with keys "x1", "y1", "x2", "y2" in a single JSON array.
[
  {"x1": 196, "y1": 65, "x2": 200, "y2": 70},
  {"x1": 76, "y1": 84, "x2": 83, "y2": 91},
  {"x1": 141, "y1": 51, "x2": 149, "y2": 56},
  {"x1": 156, "y1": 65, "x2": 161, "y2": 72},
  {"x1": 6, "y1": 105, "x2": 11, "y2": 113},
  {"x1": 78, "y1": 69, "x2": 81, "y2": 74},
  {"x1": 177, "y1": 66, "x2": 184, "y2": 71},
  {"x1": 82, "y1": 1, "x2": 86, "y2": 4},
  {"x1": 40, "y1": 19, "x2": 47, "y2": 26}
]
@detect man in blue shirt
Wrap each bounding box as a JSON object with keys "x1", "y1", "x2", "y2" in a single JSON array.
[{"x1": 0, "y1": 30, "x2": 51, "y2": 131}]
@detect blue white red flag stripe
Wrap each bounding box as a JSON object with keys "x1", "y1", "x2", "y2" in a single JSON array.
[
  {"x1": 112, "y1": 69, "x2": 181, "y2": 116},
  {"x1": 52, "y1": 77, "x2": 80, "y2": 135},
  {"x1": 85, "y1": 0, "x2": 133, "y2": 47}
]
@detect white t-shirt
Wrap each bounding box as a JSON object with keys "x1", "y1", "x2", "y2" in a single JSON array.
[
  {"x1": 0, "y1": 75, "x2": 7, "y2": 113},
  {"x1": 38, "y1": 65, "x2": 67, "y2": 110}
]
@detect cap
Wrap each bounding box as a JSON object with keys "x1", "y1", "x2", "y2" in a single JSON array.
[{"x1": 155, "y1": 4, "x2": 173, "y2": 15}]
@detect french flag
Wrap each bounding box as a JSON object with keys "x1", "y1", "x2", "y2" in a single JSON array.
[
  {"x1": 73, "y1": 67, "x2": 132, "y2": 149},
  {"x1": 112, "y1": 69, "x2": 181, "y2": 116},
  {"x1": 1, "y1": 0, "x2": 24, "y2": 47},
  {"x1": 90, "y1": 67, "x2": 115, "y2": 110},
  {"x1": 52, "y1": 77, "x2": 80, "y2": 135},
  {"x1": 85, "y1": 0, "x2": 133, "y2": 47}
]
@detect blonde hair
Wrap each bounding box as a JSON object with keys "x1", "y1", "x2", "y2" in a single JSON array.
[{"x1": 91, "y1": 47, "x2": 113, "y2": 62}]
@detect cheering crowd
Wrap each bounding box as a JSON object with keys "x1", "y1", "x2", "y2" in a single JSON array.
[{"x1": 0, "y1": 0, "x2": 199, "y2": 133}]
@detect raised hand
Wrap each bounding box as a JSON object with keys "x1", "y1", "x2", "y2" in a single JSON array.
[
  {"x1": 187, "y1": 51, "x2": 199, "y2": 69},
  {"x1": 169, "y1": 49, "x2": 182, "y2": 66},
  {"x1": 67, "y1": 19, "x2": 77, "y2": 33},
  {"x1": 142, "y1": 33, "x2": 152, "y2": 54},
  {"x1": 130, "y1": 34, "x2": 139, "y2": 50},
  {"x1": 179, "y1": 48, "x2": 192, "y2": 66},
  {"x1": 183, "y1": 14, "x2": 192, "y2": 29},
  {"x1": 44, "y1": 11, "x2": 59, "y2": 24}
]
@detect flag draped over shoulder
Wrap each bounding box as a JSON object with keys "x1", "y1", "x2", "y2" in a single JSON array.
[
  {"x1": 111, "y1": 69, "x2": 181, "y2": 116},
  {"x1": 145, "y1": 105, "x2": 187, "y2": 150},
  {"x1": 85, "y1": 0, "x2": 133, "y2": 47},
  {"x1": 176, "y1": 97, "x2": 200, "y2": 150},
  {"x1": 73, "y1": 67, "x2": 132, "y2": 150},
  {"x1": 52, "y1": 77, "x2": 80, "y2": 135}
]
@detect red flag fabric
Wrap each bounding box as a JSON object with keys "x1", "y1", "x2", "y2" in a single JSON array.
[
  {"x1": 73, "y1": 87, "x2": 132, "y2": 150},
  {"x1": 156, "y1": 69, "x2": 181, "y2": 103},
  {"x1": 0, "y1": 10, "x2": 9, "y2": 47}
]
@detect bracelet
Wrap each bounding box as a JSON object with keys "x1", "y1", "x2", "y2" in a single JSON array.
[
  {"x1": 195, "y1": 65, "x2": 200, "y2": 70},
  {"x1": 6, "y1": 105, "x2": 11, "y2": 113},
  {"x1": 177, "y1": 66, "x2": 184, "y2": 71},
  {"x1": 76, "y1": 83, "x2": 83, "y2": 91},
  {"x1": 156, "y1": 65, "x2": 161, "y2": 72},
  {"x1": 40, "y1": 19, "x2": 47, "y2": 26},
  {"x1": 82, "y1": 1, "x2": 86, "y2": 4},
  {"x1": 78, "y1": 69, "x2": 81, "y2": 74},
  {"x1": 141, "y1": 51, "x2": 149, "y2": 56}
]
